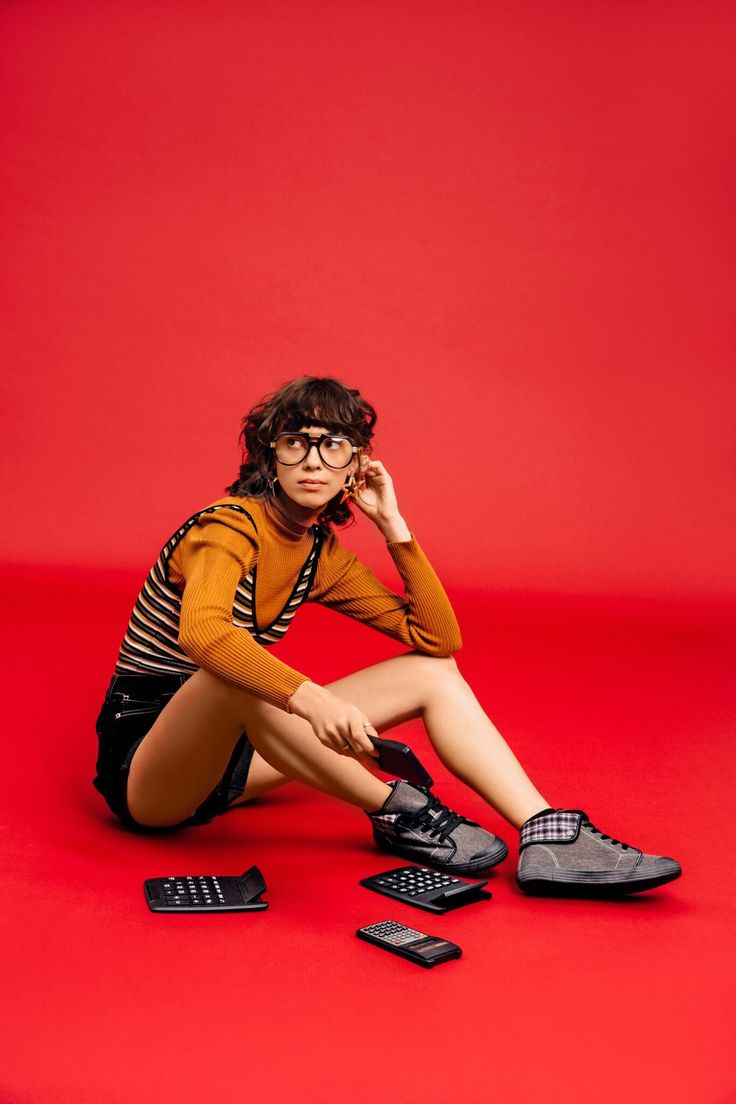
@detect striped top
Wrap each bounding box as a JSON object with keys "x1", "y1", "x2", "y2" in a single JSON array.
[{"x1": 114, "y1": 494, "x2": 462, "y2": 712}]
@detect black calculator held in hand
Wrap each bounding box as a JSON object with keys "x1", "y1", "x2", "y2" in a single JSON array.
[
  {"x1": 369, "y1": 736, "x2": 434, "y2": 789},
  {"x1": 144, "y1": 864, "x2": 268, "y2": 913}
]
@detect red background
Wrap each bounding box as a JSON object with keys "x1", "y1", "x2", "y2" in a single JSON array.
[
  {"x1": 1, "y1": 0, "x2": 734, "y2": 601},
  {"x1": 1, "y1": 3, "x2": 734, "y2": 1103}
]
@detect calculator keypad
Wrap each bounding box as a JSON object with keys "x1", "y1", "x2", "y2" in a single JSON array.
[
  {"x1": 361, "y1": 920, "x2": 426, "y2": 945},
  {"x1": 371, "y1": 866, "x2": 459, "y2": 897},
  {"x1": 161, "y1": 876, "x2": 225, "y2": 908}
]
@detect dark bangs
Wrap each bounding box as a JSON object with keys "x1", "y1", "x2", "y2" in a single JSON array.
[{"x1": 272, "y1": 379, "x2": 371, "y2": 439}]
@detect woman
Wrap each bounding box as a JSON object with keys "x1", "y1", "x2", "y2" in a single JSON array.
[{"x1": 93, "y1": 376, "x2": 681, "y2": 896}]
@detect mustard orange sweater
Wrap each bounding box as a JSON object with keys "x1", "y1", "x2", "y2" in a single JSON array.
[{"x1": 117, "y1": 494, "x2": 462, "y2": 711}]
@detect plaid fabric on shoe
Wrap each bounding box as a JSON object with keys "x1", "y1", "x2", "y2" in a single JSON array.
[
  {"x1": 367, "y1": 780, "x2": 508, "y2": 875},
  {"x1": 519, "y1": 808, "x2": 582, "y2": 849},
  {"x1": 516, "y1": 807, "x2": 682, "y2": 896}
]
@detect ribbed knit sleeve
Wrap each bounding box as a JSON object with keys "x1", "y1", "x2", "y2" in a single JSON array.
[
  {"x1": 177, "y1": 514, "x2": 312, "y2": 711},
  {"x1": 308, "y1": 532, "x2": 462, "y2": 655}
]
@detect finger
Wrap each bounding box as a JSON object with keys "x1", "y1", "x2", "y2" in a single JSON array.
[
  {"x1": 362, "y1": 721, "x2": 380, "y2": 756},
  {"x1": 325, "y1": 726, "x2": 352, "y2": 755},
  {"x1": 352, "y1": 724, "x2": 378, "y2": 758},
  {"x1": 341, "y1": 731, "x2": 359, "y2": 754}
]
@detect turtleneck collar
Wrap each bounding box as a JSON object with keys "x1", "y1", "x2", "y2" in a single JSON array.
[{"x1": 263, "y1": 493, "x2": 316, "y2": 543}]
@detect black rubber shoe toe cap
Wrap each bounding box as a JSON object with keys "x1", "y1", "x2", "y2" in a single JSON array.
[{"x1": 463, "y1": 838, "x2": 509, "y2": 870}]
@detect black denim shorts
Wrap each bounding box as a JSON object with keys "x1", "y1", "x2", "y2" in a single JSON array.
[{"x1": 92, "y1": 671, "x2": 255, "y2": 833}]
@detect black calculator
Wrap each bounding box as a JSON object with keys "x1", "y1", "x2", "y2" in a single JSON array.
[
  {"x1": 359, "y1": 865, "x2": 491, "y2": 913},
  {"x1": 356, "y1": 920, "x2": 462, "y2": 967},
  {"x1": 144, "y1": 865, "x2": 268, "y2": 913}
]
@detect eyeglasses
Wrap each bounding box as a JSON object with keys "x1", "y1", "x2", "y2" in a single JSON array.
[{"x1": 269, "y1": 432, "x2": 358, "y2": 469}]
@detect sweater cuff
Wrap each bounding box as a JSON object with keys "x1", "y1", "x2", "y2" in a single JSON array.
[
  {"x1": 385, "y1": 532, "x2": 418, "y2": 548},
  {"x1": 285, "y1": 677, "x2": 312, "y2": 713},
  {"x1": 385, "y1": 535, "x2": 424, "y2": 565},
  {"x1": 278, "y1": 673, "x2": 312, "y2": 713}
]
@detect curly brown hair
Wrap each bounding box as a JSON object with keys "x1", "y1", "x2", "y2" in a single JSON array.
[{"x1": 224, "y1": 376, "x2": 377, "y2": 530}]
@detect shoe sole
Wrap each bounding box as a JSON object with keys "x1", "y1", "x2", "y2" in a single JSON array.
[
  {"x1": 374, "y1": 833, "x2": 509, "y2": 876},
  {"x1": 516, "y1": 859, "x2": 682, "y2": 897}
]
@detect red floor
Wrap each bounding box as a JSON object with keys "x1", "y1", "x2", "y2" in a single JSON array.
[{"x1": 1, "y1": 566, "x2": 734, "y2": 1104}]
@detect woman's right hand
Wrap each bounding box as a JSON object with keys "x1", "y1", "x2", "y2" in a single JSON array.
[{"x1": 287, "y1": 680, "x2": 380, "y2": 760}]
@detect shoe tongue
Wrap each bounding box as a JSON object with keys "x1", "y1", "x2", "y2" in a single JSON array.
[{"x1": 382, "y1": 780, "x2": 431, "y2": 816}]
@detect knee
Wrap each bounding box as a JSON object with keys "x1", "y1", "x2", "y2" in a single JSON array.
[
  {"x1": 413, "y1": 653, "x2": 465, "y2": 694},
  {"x1": 418, "y1": 652, "x2": 460, "y2": 669},
  {"x1": 433, "y1": 653, "x2": 460, "y2": 672}
]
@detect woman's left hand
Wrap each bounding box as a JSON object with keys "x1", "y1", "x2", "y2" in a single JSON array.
[{"x1": 352, "y1": 455, "x2": 400, "y2": 524}]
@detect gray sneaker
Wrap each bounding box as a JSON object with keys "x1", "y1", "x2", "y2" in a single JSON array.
[
  {"x1": 516, "y1": 808, "x2": 682, "y2": 896},
  {"x1": 367, "y1": 780, "x2": 508, "y2": 875}
]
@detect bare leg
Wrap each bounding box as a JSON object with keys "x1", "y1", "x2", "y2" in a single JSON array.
[
  {"x1": 324, "y1": 653, "x2": 551, "y2": 830},
  {"x1": 228, "y1": 750, "x2": 292, "y2": 804},
  {"x1": 235, "y1": 655, "x2": 551, "y2": 828},
  {"x1": 423, "y1": 672, "x2": 551, "y2": 830},
  {"x1": 126, "y1": 654, "x2": 550, "y2": 831},
  {"x1": 126, "y1": 667, "x2": 393, "y2": 828}
]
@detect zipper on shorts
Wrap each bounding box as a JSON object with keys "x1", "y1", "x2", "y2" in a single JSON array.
[{"x1": 113, "y1": 697, "x2": 161, "y2": 720}]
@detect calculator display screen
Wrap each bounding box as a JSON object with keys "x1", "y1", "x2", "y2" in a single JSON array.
[{"x1": 414, "y1": 939, "x2": 455, "y2": 958}]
